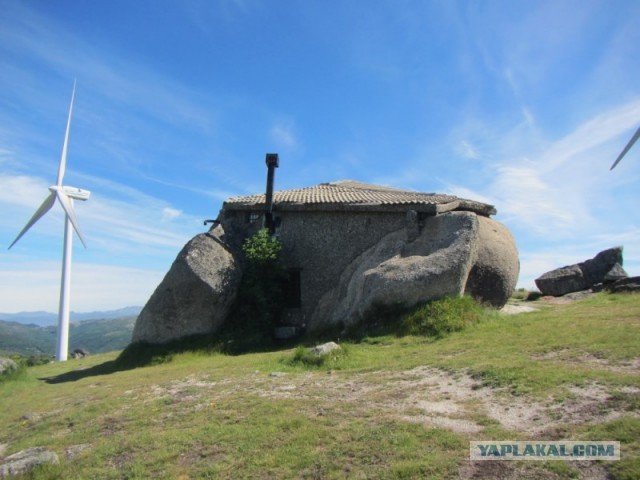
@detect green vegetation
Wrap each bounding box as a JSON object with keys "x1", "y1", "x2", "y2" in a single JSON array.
[
  {"x1": 286, "y1": 344, "x2": 349, "y2": 368},
  {"x1": 221, "y1": 228, "x2": 289, "y2": 352},
  {"x1": 0, "y1": 292, "x2": 638, "y2": 479},
  {"x1": 324, "y1": 295, "x2": 498, "y2": 343},
  {"x1": 511, "y1": 287, "x2": 542, "y2": 301},
  {"x1": 0, "y1": 316, "x2": 135, "y2": 357}
]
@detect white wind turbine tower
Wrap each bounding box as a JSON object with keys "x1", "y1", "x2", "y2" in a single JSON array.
[{"x1": 8, "y1": 81, "x2": 90, "y2": 361}]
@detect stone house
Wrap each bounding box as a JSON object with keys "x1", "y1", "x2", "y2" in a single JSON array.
[{"x1": 132, "y1": 157, "x2": 519, "y2": 345}]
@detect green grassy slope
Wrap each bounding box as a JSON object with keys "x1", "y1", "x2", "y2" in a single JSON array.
[{"x1": 0, "y1": 293, "x2": 638, "y2": 479}]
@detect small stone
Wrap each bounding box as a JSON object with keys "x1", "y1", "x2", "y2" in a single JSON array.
[{"x1": 309, "y1": 342, "x2": 341, "y2": 356}]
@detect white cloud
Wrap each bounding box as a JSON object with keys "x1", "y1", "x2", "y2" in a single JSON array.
[
  {"x1": 0, "y1": 258, "x2": 164, "y2": 312},
  {"x1": 456, "y1": 140, "x2": 480, "y2": 160},
  {"x1": 162, "y1": 207, "x2": 183, "y2": 221},
  {"x1": 269, "y1": 121, "x2": 299, "y2": 151}
]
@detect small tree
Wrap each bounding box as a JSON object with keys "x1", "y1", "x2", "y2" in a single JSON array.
[{"x1": 229, "y1": 229, "x2": 288, "y2": 343}]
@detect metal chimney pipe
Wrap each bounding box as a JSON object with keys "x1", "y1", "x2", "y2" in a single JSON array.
[{"x1": 265, "y1": 153, "x2": 279, "y2": 234}]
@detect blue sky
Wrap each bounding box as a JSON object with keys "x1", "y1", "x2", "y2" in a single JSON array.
[{"x1": 1, "y1": 0, "x2": 639, "y2": 313}]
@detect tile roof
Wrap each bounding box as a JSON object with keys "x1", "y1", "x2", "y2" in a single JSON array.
[{"x1": 224, "y1": 180, "x2": 496, "y2": 216}]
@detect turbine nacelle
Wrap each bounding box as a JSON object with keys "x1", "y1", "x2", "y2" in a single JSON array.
[{"x1": 49, "y1": 185, "x2": 91, "y2": 201}]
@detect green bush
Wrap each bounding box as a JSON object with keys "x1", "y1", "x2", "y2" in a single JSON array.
[{"x1": 399, "y1": 296, "x2": 486, "y2": 338}]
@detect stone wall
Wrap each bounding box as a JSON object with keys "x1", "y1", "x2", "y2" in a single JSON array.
[{"x1": 221, "y1": 209, "x2": 408, "y2": 326}]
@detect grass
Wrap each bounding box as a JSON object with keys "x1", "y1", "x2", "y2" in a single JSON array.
[{"x1": 0, "y1": 292, "x2": 638, "y2": 478}]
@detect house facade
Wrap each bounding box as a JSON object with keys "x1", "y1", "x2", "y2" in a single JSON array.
[{"x1": 219, "y1": 180, "x2": 512, "y2": 330}]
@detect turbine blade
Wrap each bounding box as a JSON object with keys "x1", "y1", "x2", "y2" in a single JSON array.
[
  {"x1": 56, "y1": 80, "x2": 76, "y2": 186},
  {"x1": 610, "y1": 126, "x2": 640, "y2": 171},
  {"x1": 56, "y1": 190, "x2": 87, "y2": 248},
  {"x1": 8, "y1": 192, "x2": 56, "y2": 249}
]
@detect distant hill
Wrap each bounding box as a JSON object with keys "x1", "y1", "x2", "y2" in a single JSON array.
[
  {"x1": 0, "y1": 306, "x2": 142, "y2": 327},
  {"x1": 0, "y1": 316, "x2": 136, "y2": 357}
]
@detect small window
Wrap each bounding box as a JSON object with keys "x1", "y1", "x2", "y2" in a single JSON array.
[
  {"x1": 245, "y1": 212, "x2": 261, "y2": 224},
  {"x1": 283, "y1": 269, "x2": 302, "y2": 308}
]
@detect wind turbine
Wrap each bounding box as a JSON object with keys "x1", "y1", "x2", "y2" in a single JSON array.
[
  {"x1": 610, "y1": 126, "x2": 640, "y2": 170},
  {"x1": 8, "y1": 81, "x2": 90, "y2": 362}
]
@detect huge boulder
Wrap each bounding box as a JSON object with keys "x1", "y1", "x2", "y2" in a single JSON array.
[
  {"x1": 311, "y1": 211, "x2": 518, "y2": 330},
  {"x1": 535, "y1": 247, "x2": 624, "y2": 296},
  {"x1": 464, "y1": 216, "x2": 520, "y2": 307},
  {"x1": 132, "y1": 228, "x2": 242, "y2": 344}
]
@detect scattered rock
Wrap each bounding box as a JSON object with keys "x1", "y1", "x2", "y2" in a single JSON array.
[
  {"x1": 269, "y1": 372, "x2": 287, "y2": 378},
  {"x1": 535, "y1": 264, "x2": 586, "y2": 297},
  {"x1": 608, "y1": 276, "x2": 640, "y2": 293},
  {"x1": 0, "y1": 358, "x2": 17, "y2": 377},
  {"x1": 70, "y1": 348, "x2": 89, "y2": 359},
  {"x1": 19, "y1": 413, "x2": 41, "y2": 425},
  {"x1": 309, "y1": 342, "x2": 341, "y2": 356},
  {"x1": 535, "y1": 247, "x2": 624, "y2": 296},
  {"x1": 0, "y1": 447, "x2": 59, "y2": 477},
  {"x1": 132, "y1": 228, "x2": 242, "y2": 344},
  {"x1": 64, "y1": 444, "x2": 91, "y2": 461}
]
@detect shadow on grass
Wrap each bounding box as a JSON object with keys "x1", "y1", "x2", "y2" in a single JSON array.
[{"x1": 40, "y1": 331, "x2": 298, "y2": 384}]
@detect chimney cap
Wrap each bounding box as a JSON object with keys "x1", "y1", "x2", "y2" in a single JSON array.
[{"x1": 265, "y1": 153, "x2": 279, "y2": 168}]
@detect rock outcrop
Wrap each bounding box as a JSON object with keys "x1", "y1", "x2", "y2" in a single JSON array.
[
  {"x1": 0, "y1": 447, "x2": 59, "y2": 477},
  {"x1": 535, "y1": 247, "x2": 625, "y2": 296},
  {"x1": 132, "y1": 228, "x2": 242, "y2": 344}
]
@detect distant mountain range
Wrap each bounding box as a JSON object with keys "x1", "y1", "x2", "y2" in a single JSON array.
[
  {"x1": 0, "y1": 315, "x2": 138, "y2": 357},
  {"x1": 0, "y1": 307, "x2": 142, "y2": 357},
  {"x1": 0, "y1": 306, "x2": 142, "y2": 327}
]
